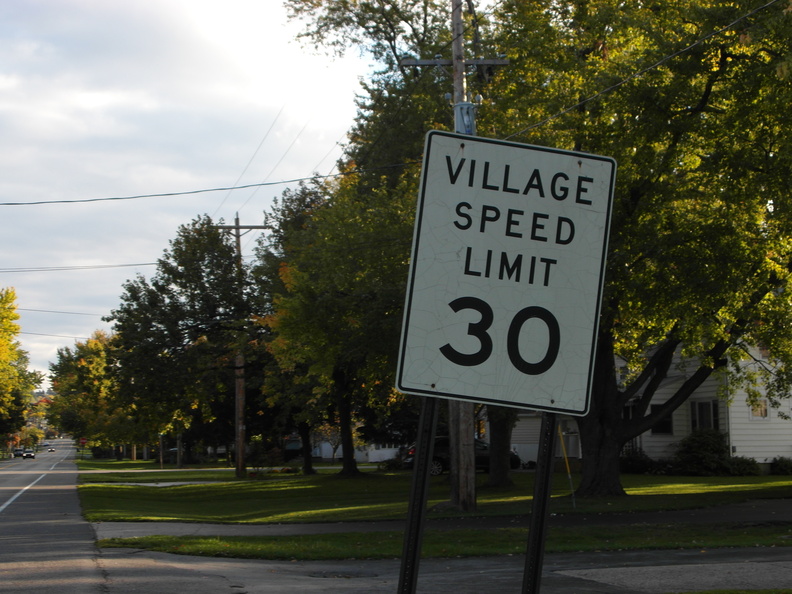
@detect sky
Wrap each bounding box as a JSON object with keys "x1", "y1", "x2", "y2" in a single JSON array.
[{"x1": 0, "y1": 0, "x2": 370, "y2": 383}]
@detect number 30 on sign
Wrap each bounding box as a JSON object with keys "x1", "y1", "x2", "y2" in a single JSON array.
[{"x1": 396, "y1": 131, "x2": 616, "y2": 416}]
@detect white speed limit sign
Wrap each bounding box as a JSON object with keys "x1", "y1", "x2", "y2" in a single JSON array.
[{"x1": 396, "y1": 131, "x2": 616, "y2": 415}]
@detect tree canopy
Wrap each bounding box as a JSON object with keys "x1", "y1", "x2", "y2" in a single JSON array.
[
  {"x1": 47, "y1": 331, "x2": 125, "y2": 443},
  {"x1": 0, "y1": 287, "x2": 42, "y2": 435},
  {"x1": 105, "y1": 215, "x2": 269, "y2": 452},
  {"x1": 282, "y1": 0, "x2": 792, "y2": 496},
  {"x1": 480, "y1": 0, "x2": 792, "y2": 495},
  {"x1": 255, "y1": 171, "x2": 419, "y2": 474}
]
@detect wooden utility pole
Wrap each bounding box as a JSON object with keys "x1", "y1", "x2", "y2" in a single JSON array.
[
  {"x1": 448, "y1": 0, "x2": 477, "y2": 512},
  {"x1": 398, "y1": 3, "x2": 508, "y2": 590},
  {"x1": 215, "y1": 214, "x2": 266, "y2": 479},
  {"x1": 400, "y1": 0, "x2": 507, "y2": 515}
]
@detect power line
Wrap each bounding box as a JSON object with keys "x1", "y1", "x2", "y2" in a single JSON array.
[
  {"x1": 212, "y1": 105, "x2": 287, "y2": 219},
  {"x1": 18, "y1": 308, "x2": 102, "y2": 317},
  {"x1": 20, "y1": 331, "x2": 92, "y2": 340},
  {"x1": 0, "y1": 166, "x2": 403, "y2": 208},
  {"x1": 0, "y1": 176, "x2": 343, "y2": 207},
  {"x1": 235, "y1": 119, "x2": 313, "y2": 214},
  {"x1": 0, "y1": 263, "x2": 156, "y2": 273}
]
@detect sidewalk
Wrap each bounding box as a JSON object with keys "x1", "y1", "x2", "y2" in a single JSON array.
[{"x1": 93, "y1": 498, "x2": 792, "y2": 593}]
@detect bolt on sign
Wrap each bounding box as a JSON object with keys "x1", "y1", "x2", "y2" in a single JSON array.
[{"x1": 397, "y1": 131, "x2": 616, "y2": 415}]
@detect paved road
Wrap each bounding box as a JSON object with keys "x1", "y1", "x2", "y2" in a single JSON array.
[
  {"x1": 2, "y1": 442, "x2": 792, "y2": 593},
  {"x1": 0, "y1": 439, "x2": 104, "y2": 593},
  {"x1": 94, "y1": 545, "x2": 792, "y2": 593}
]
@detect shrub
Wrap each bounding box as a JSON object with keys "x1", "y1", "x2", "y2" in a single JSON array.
[
  {"x1": 620, "y1": 445, "x2": 655, "y2": 474},
  {"x1": 671, "y1": 429, "x2": 762, "y2": 476},
  {"x1": 770, "y1": 456, "x2": 792, "y2": 475},
  {"x1": 726, "y1": 455, "x2": 761, "y2": 476},
  {"x1": 671, "y1": 429, "x2": 731, "y2": 476},
  {"x1": 378, "y1": 457, "x2": 405, "y2": 471},
  {"x1": 620, "y1": 445, "x2": 671, "y2": 475}
]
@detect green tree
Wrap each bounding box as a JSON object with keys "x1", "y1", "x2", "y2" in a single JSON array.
[
  {"x1": 0, "y1": 288, "x2": 43, "y2": 436},
  {"x1": 47, "y1": 331, "x2": 126, "y2": 443},
  {"x1": 107, "y1": 216, "x2": 267, "y2": 461},
  {"x1": 486, "y1": 0, "x2": 792, "y2": 495},
  {"x1": 257, "y1": 171, "x2": 418, "y2": 475},
  {"x1": 256, "y1": 179, "x2": 367, "y2": 476},
  {"x1": 252, "y1": 182, "x2": 335, "y2": 473},
  {"x1": 287, "y1": 0, "x2": 792, "y2": 499}
]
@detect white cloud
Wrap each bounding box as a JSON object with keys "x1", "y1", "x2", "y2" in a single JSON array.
[{"x1": 0, "y1": 0, "x2": 370, "y2": 380}]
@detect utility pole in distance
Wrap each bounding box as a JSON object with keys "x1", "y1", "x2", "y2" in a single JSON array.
[{"x1": 215, "y1": 214, "x2": 266, "y2": 479}]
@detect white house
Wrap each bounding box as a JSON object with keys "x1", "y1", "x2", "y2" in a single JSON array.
[{"x1": 510, "y1": 352, "x2": 792, "y2": 469}]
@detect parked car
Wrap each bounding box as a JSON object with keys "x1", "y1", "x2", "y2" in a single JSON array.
[
  {"x1": 403, "y1": 437, "x2": 521, "y2": 476},
  {"x1": 22, "y1": 449, "x2": 35, "y2": 459},
  {"x1": 13, "y1": 448, "x2": 24, "y2": 458}
]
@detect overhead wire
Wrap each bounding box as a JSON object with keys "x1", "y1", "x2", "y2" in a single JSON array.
[
  {"x1": 235, "y1": 118, "x2": 313, "y2": 214},
  {"x1": 0, "y1": 263, "x2": 156, "y2": 273},
  {"x1": 211, "y1": 104, "x2": 287, "y2": 219},
  {"x1": 18, "y1": 308, "x2": 102, "y2": 317},
  {"x1": 20, "y1": 331, "x2": 92, "y2": 340},
  {"x1": 1, "y1": 1, "x2": 781, "y2": 211}
]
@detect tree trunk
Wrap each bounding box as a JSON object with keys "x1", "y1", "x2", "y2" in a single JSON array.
[
  {"x1": 333, "y1": 367, "x2": 360, "y2": 477},
  {"x1": 576, "y1": 412, "x2": 626, "y2": 497},
  {"x1": 486, "y1": 405, "x2": 519, "y2": 488},
  {"x1": 298, "y1": 421, "x2": 316, "y2": 475},
  {"x1": 176, "y1": 433, "x2": 183, "y2": 468},
  {"x1": 575, "y1": 330, "x2": 627, "y2": 497}
]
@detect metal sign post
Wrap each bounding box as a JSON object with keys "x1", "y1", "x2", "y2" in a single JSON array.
[
  {"x1": 522, "y1": 412, "x2": 558, "y2": 593},
  {"x1": 397, "y1": 397, "x2": 438, "y2": 593}
]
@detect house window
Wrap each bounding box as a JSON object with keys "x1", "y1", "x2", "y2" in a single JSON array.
[
  {"x1": 650, "y1": 405, "x2": 673, "y2": 434},
  {"x1": 751, "y1": 399, "x2": 768, "y2": 419},
  {"x1": 691, "y1": 400, "x2": 720, "y2": 431}
]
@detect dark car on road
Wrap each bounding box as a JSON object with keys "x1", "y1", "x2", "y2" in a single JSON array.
[
  {"x1": 13, "y1": 448, "x2": 24, "y2": 458},
  {"x1": 403, "y1": 437, "x2": 521, "y2": 476}
]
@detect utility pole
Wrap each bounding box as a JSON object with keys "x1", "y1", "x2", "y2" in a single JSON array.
[
  {"x1": 398, "y1": 4, "x2": 508, "y2": 590},
  {"x1": 448, "y1": 0, "x2": 477, "y2": 513},
  {"x1": 215, "y1": 214, "x2": 266, "y2": 479},
  {"x1": 399, "y1": 0, "x2": 508, "y2": 517}
]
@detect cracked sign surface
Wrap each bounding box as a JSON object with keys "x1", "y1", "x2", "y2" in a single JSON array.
[{"x1": 396, "y1": 131, "x2": 616, "y2": 415}]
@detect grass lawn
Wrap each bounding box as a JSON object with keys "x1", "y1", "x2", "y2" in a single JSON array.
[
  {"x1": 99, "y1": 521, "x2": 792, "y2": 560},
  {"x1": 81, "y1": 459, "x2": 792, "y2": 565},
  {"x1": 78, "y1": 459, "x2": 792, "y2": 523}
]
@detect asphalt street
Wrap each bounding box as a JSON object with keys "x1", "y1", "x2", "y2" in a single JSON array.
[
  {"x1": 2, "y1": 443, "x2": 792, "y2": 593},
  {"x1": 94, "y1": 545, "x2": 792, "y2": 593}
]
